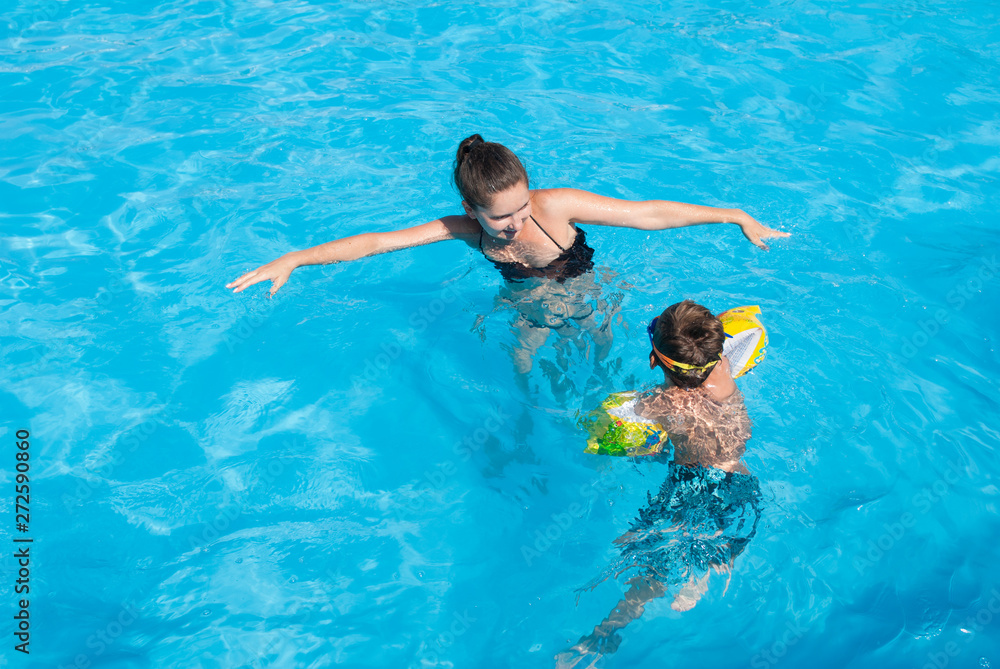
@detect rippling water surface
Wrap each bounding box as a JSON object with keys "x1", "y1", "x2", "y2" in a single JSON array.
[{"x1": 2, "y1": 0, "x2": 999, "y2": 666}]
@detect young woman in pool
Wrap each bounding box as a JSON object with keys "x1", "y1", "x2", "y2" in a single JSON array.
[{"x1": 227, "y1": 135, "x2": 788, "y2": 388}]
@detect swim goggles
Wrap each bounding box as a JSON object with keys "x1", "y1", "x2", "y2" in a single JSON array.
[{"x1": 646, "y1": 316, "x2": 722, "y2": 373}]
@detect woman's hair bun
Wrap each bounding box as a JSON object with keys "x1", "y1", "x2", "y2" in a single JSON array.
[
  {"x1": 456, "y1": 134, "x2": 485, "y2": 165},
  {"x1": 453, "y1": 134, "x2": 528, "y2": 209}
]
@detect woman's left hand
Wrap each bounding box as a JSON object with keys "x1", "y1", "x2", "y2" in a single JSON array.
[{"x1": 736, "y1": 211, "x2": 791, "y2": 251}]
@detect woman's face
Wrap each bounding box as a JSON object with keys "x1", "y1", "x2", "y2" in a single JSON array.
[{"x1": 464, "y1": 181, "x2": 532, "y2": 242}]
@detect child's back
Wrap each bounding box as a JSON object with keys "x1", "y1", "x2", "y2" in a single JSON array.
[
  {"x1": 637, "y1": 355, "x2": 752, "y2": 473},
  {"x1": 632, "y1": 300, "x2": 753, "y2": 472}
]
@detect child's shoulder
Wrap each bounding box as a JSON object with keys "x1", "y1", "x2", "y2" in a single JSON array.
[
  {"x1": 639, "y1": 383, "x2": 744, "y2": 418},
  {"x1": 635, "y1": 385, "x2": 688, "y2": 420}
]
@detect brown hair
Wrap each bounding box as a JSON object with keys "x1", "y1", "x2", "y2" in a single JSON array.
[
  {"x1": 651, "y1": 300, "x2": 726, "y2": 389},
  {"x1": 453, "y1": 134, "x2": 529, "y2": 209}
]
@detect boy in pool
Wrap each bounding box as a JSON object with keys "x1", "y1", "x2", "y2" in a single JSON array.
[
  {"x1": 637, "y1": 299, "x2": 753, "y2": 475},
  {"x1": 560, "y1": 300, "x2": 761, "y2": 662}
]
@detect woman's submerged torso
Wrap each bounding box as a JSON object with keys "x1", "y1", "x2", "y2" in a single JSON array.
[{"x1": 636, "y1": 386, "x2": 752, "y2": 472}]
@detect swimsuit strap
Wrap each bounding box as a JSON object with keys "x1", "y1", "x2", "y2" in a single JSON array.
[{"x1": 531, "y1": 215, "x2": 568, "y2": 252}]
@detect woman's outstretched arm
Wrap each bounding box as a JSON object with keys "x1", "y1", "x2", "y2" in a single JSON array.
[
  {"x1": 226, "y1": 215, "x2": 478, "y2": 296},
  {"x1": 534, "y1": 188, "x2": 790, "y2": 250}
]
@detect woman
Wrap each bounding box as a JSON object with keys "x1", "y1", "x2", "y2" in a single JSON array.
[{"x1": 227, "y1": 135, "x2": 788, "y2": 385}]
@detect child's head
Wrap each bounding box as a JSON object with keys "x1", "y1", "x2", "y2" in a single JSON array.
[{"x1": 648, "y1": 300, "x2": 725, "y2": 388}]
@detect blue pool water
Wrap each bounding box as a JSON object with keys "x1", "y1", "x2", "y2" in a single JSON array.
[{"x1": 2, "y1": 0, "x2": 999, "y2": 666}]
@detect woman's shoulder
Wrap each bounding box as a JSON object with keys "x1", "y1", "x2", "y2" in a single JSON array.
[
  {"x1": 530, "y1": 188, "x2": 593, "y2": 216},
  {"x1": 427, "y1": 214, "x2": 482, "y2": 241},
  {"x1": 377, "y1": 215, "x2": 482, "y2": 251},
  {"x1": 531, "y1": 187, "x2": 643, "y2": 229}
]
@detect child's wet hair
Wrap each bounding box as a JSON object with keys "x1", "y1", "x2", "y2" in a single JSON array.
[
  {"x1": 453, "y1": 134, "x2": 529, "y2": 209},
  {"x1": 652, "y1": 300, "x2": 726, "y2": 388}
]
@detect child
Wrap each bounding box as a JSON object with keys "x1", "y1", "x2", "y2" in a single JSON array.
[
  {"x1": 638, "y1": 299, "x2": 753, "y2": 473},
  {"x1": 559, "y1": 300, "x2": 762, "y2": 663}
]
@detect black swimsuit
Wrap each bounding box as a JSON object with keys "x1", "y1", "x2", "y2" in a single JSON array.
[{"x1": 479, "y1": 216, "x2": 595, "y2": 284}]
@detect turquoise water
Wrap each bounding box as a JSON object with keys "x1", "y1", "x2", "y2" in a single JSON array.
[{"x1": 2, "y1": 0, "x2": 1000, "y2": 666}]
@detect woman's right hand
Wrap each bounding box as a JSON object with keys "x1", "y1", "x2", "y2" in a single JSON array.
[{"x1": 226, "y1": 253, "x2": 299, "y2": 297}]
